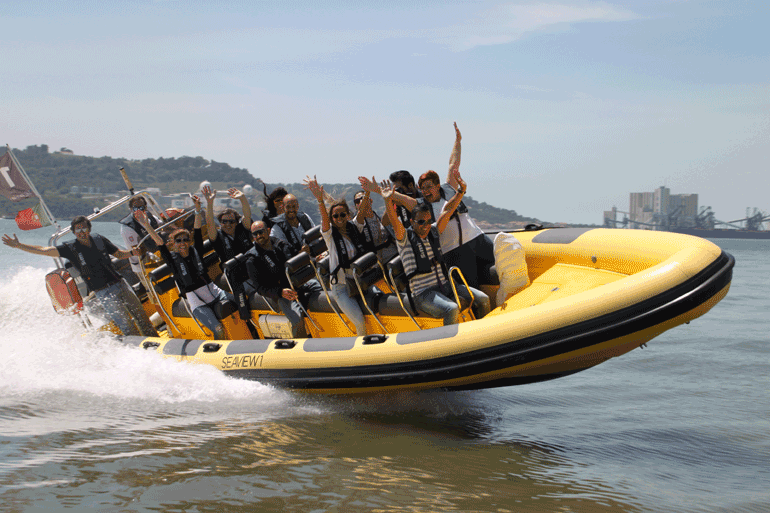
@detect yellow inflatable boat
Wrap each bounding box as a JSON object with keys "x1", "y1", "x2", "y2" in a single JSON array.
[{"x1": 105, "y1": 222, "x2": 732, "y2": 394}]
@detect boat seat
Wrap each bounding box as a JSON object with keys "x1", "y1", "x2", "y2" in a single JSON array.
[
  {"x1": 351, "y1": 252, "x2": 385, "y2": 292},
  {"x1": 286, "y1": 252, "x2": 318, "y2": 288},
  {"x1": 171, "y1": 297, "x2": 238, "y2": 319},
  {"x1": 302, "y1": 225, "x2": 328, "y2": 257}
]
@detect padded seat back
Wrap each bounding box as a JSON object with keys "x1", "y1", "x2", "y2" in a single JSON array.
[
  {"x1": 302, "y1": 225, "x2": 327, "y2": 257},
  {"x1": 286, "y1": 252, "x2": 316, "y2": 287},
  {"x1": 386, "y1": 256, "x2": 409, "y2": 293},
  {"x1": 351, "y1": 252, "x2": 382, "y2": 290}
]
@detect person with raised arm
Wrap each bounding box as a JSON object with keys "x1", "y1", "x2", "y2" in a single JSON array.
[
  {"x1": 202, "y1": 185, "x2": 254, "y2": 323},
  {"x1": 304, "y1": 175, "x2": 369, "y2": 336},
  {"x1": 135, "y1": 195, "x2": 234, "y2": 340},
  {"x1": 352, "y1": 189, "x2": 397, "y2": 264},
  {"x1": 379, "y1": 178, "x2": 490, "y2": 325},
  {"x1": 202, "y1": 185, "x2": 254, "y2": 261},
  {"x1": 3, "y1": 216, "x2": 158, "y2": 336},
  {"x1": 415, "y1": 124, "x2": 495, "y2": 288},
  {"x1": 361, "y1": 122, "x2": 494, "y2": 288}
]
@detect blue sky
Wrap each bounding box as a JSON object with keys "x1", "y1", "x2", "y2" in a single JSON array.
[{"x1": 2, "y1": 0, "x2": 768, "y2": 224}]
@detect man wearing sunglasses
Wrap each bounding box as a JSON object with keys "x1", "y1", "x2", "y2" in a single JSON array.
[
  {"x1": 243, "y1": 220, "x2": 323, "y2": 338},
  {"x1": 380, "y1": 180, "x2": 490, "y2": 326},
  {"x1": 3, "y1": 216, "x2": 158, "y2": 337},
  {"x1": 202, "y1": 185, "x2": 255, "y2": 322},
  {"x1": 119, "y1": 195, "x2": 161, "y2": 275}
]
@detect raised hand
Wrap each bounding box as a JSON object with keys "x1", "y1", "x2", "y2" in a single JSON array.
[
  {"x1": 227, "y1": 187, "x2": 243, "y2": 200},
  {"x1": 380, "y1": 180, "x2": 394, "y2": 200},
  {"x1": 358, "y1": 176, "x2": 382, "y2": 194},
  {"x1": 303, "y1": 175, "x2": 324, "y2": 201},
  {"x1": 191, "y1": 194, "x2": 202, "y2": 210},
  {"x1": 456, "y1": 175, "x2": 467, "y2": 194},
  {"x1": 201, "y1": 185, "x2": 216, "y2": 204},
  {"x1": 2, "y1": 233, "x2": 20, "y2": 248},
  {"x1": 454, "y1": 121, "x2": 461, "y2": 142}
]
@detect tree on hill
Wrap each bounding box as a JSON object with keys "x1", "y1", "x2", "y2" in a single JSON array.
[{"x1": 1, "y1": 145, "x2": 544, "y2": 227}]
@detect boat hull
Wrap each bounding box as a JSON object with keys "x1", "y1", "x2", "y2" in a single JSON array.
[{"x1": 120, "y1": 228, "x2": 734, "y2": 394}]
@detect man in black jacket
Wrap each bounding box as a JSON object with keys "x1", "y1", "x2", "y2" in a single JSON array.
[{"x1": 244, "y1": 220, "x2": 322, "y2": 338}]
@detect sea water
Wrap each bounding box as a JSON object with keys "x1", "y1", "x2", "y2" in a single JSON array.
[{"x1": 0, "y1": 219, "x2": 768, "y2": 512}]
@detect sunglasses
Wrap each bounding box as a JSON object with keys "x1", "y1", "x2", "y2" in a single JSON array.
[
  {"x1": 132, "y1": 205, "x2": 146, "y2": 212},
  {"x1": 252, "y1": 229, "x2": 267, "y2": 236},
  {"x1": 73, "y1": 227, "x2": 89, "y2": 233},
  {"x1": 412, "y1": 219, "x2": 430, "y2": 226},
  {"x1": 419, "y1": 183, "x2": 438, "y2": 192},
  {"x1": 332, "y1": 212, "x2": 348, "y2": 219},
  {"x1": 353, "y1": 197, "x2": 363, "y2": 205},
  {"x1": 174, "y1": 237, "x2": 191, "y2": 243},
  {"x1": 220, "y1": 219, "x2": 237, "y2": 224}
]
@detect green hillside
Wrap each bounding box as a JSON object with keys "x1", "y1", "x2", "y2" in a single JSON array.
[{"x1": 1, "y1": 145, "x2": 541, "y2": 227}]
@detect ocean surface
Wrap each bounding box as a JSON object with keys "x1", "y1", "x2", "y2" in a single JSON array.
[{"x1": 0, "y1": 219, "x2": 767, "y2": 512}]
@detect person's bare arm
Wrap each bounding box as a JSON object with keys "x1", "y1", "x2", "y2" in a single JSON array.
[
  {"x1": 304, "y1": 175, "x2": 329, "y2": 232},
  {"x1": 436, "y1": 176, "x2": 467, "y2": 234},
  {"x1": 354, "y1": 191, "x2": 370, "y2": 226},
  {"x1": 358, "y1": 175, "x2": 417, "y2": 210},
  {"x1": 111, "y1": 247, "x2": 142, "y2": 260},
  {"x1": 202, "y1": 185, "x2": 218, "y2": 241},
  {"x1": 229, "y1": 187, "x2": 252, "y2": 228},
  {"x1": 134, "y1": 211, "x2": 165, "y2": 247},
  {"x1": 447, "y1": 121, "x2": 461, "y2": 189},
  {"x1": 192, "y1": 195, "x2": 203, "y2": 230},
  {"x1": 381, "y1": 183, "x2": 405, "y2": 242},
  {"x1": 2, "y1": 234, "x2": 60, "y2": 257}
]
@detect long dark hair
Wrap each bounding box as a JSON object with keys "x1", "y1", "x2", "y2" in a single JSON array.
[{"x1": 263, "y1": 185, "x2": 288, "y2": 218}]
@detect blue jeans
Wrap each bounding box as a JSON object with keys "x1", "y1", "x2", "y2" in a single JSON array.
[
  {"x1": 413, "y1": 283, "x2": 490, "y2": 325},
  {"x1": 330, "y1": 281, "x2": 367, "y2": 336},
  {"x1": 93, "y1": 280, "x2": 158, "y2": 337},
  {"x1": 192, "y1": 289, "x2": 234, "y2": 340}
]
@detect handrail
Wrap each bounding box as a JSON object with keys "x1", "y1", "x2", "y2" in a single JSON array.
[{"x1": 448, "y1": 266, "x2": 475, "y2": 323}]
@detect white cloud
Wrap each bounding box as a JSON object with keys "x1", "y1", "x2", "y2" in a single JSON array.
[{"x1": 429, "y1": 2, "x2": 640, "y2": 51}]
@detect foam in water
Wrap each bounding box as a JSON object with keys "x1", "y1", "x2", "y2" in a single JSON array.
[{"x1": 0, "y1": 266, "x2": 292, "y2": 406}]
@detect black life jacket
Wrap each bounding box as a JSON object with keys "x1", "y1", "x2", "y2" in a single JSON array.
[
  {"x1": 271, "y1": 212, "x2": 313, "y2": 254},
  {"x1": 168, "y1": 247, "x2": 207, "y2": 294},
  {"x1": 216, "y1": 224, "x2": 254, "y2": 263},
  {"x1": 329, "y1": 222, "x2": 369, "y2": 283},
  {"x1": 119, "y1": 212, "x2": 160, "y2": 251},
  {"x1": 360, "y1": 213, "x2": 392, "y2": 252},
  {"x1": 63, "y1": 234, "x2": 122, "y2": 291},
  {"x1": 404, "y1": 225, "x2": 448, "y2": 282},
  {"x1": 249, "y1": 238, "x2": 291, "y2": 289}
]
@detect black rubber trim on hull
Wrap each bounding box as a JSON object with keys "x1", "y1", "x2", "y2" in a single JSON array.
[{"x1": 224, "y1": 251, "x2": 734, "y2": 391}]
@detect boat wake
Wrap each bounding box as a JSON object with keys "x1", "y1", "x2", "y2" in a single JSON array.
[{"x1": 0, "y1": 266, "x2": 290, "y2": 408}]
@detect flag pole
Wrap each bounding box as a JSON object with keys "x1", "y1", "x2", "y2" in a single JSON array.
[{"x1": 6, "y1": 144, "x2": 60, "y2": 230}]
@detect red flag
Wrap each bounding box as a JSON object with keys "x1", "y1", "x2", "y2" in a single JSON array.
[
  {"x1": 0, "y1": 151, "x2": 36, "y2": 202},
  {"x1": 15, "y1": 202, "x2": 52, "y2": 231}
]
